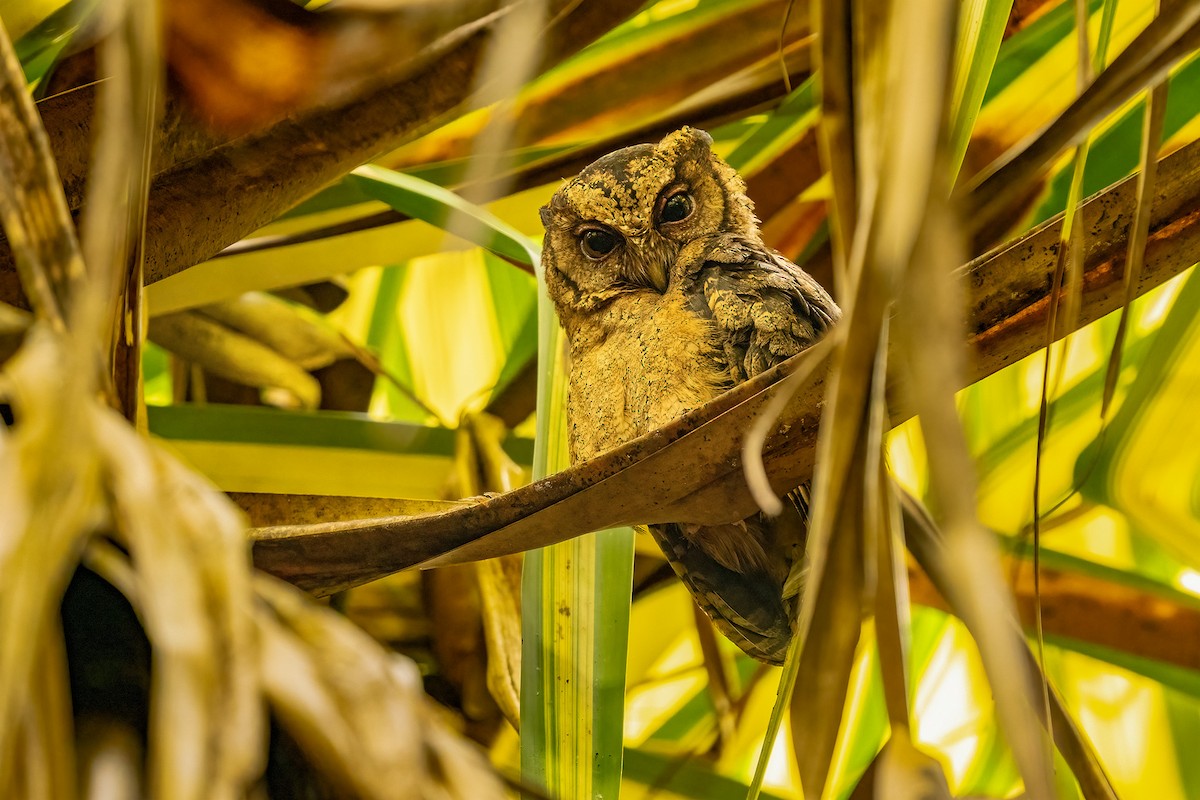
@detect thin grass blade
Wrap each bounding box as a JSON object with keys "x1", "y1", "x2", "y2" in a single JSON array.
[
  {"x1": 1102, "y1": 76, "x2": 1169, "y2": 414},
  {"x1": 948, "y1": 0, "x2": 1016, "y2": 176},
  {"x1": 814, "y1": 0, "x2": 857, "y2": 286}
]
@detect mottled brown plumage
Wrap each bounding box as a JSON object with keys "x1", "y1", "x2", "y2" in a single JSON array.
[{"x1": 540, "y1": 127, "x2": 839, "y2": 663}]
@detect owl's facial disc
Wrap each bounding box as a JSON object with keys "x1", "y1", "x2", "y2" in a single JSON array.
[
  {"x1": 542, "y1": 127, "x2": 727, "y2": 303},
  {"x1": 572, "y1": 221, "x2": 670, "y2": 294}
]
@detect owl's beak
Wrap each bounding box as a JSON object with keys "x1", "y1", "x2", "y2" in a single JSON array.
[
  {"x1": 625, "y1": 260, "x2": 669, "y2": 294},
  {"x1": 643, "y1": 260, "x2": 669, "y2": 294},
  {"x1": 624, "y1": 238, "x2": 670, "y2": 293}
]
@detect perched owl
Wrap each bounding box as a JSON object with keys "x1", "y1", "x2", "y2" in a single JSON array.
[{"x1": 540, "y1": 127, "x2": 840, "y2": 664}]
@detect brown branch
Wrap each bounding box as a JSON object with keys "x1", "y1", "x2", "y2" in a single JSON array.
[
  {"x1": 164, "y1": 0, "x2": 498, "y2": 134},
  {"x1": 250, "y1": 135, "x2": 1200, "y2": 594},
  {"x1": 0, "y1": 0, "x2": 646, "y2": 307},
  {"x1": 232, "y1": 493, "x2": 465, "y2": 527},
  {"x1": 907, "y1": 556, "x2": 1200, "y2": 674},
  {"x1": 0, "y1": 19, "x2": 86, "y2": 329}
]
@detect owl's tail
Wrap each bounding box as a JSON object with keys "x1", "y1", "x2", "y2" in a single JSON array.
[{"x1": 648, "y1": 522, "x2": 795, "y2": 665}]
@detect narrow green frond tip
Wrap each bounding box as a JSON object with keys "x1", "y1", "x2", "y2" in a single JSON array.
[{"x1": 349, "y1": 165, "x2": 540, "y2": 268}]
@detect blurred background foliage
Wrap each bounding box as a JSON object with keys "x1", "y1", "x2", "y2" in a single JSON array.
[{"x1": 2, "y1": 0, "x2": 1200, "y2": 798}]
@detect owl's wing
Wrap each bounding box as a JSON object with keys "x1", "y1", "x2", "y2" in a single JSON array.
[
  {"x1": 650, "y1": 243, "x2": 837, "y2": 663},
  {"x1": 686, "y1": 240, "x2": 839, "y2": 382}
]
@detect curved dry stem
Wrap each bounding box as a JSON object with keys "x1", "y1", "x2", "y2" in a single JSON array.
[{"x1": 741, "y1": 334, "x2": 836, "y2": 516}]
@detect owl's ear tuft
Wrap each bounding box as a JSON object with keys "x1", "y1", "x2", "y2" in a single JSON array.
[{"x1": 660, "y1": 126, "x2": 713, "y2": 162}]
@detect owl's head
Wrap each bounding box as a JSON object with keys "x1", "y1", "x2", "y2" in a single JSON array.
[{"x1": 540, "y1": 127, "x2": 757, "y2": 318}]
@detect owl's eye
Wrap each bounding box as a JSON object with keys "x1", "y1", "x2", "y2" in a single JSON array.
[
  {"x1": 580, "y1": 227, "x2": 621, "y2": 259},
  {"x1": 658, "y1": 191, "x2": 694, "y2": 224}
]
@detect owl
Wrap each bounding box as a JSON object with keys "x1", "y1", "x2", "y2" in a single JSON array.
[{"x1": 539, "y1": 127, "x2": 840, "y2": 664}]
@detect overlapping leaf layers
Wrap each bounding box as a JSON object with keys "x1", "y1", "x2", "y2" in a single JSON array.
[{"x1": 3, "y1": 0, "x2": 1200, "y2": 798}]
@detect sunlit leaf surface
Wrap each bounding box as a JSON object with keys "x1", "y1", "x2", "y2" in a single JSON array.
[{"x1": 4, "y1": 0, "x2": 1200, "y2": 797}]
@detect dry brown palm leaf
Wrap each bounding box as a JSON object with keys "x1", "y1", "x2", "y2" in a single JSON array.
[
  {"x1": 776, "y1": 1, "x2": 1022, "y2": 795},
  {"x1": 814, "y1": 0, "x2": 857, "y2": 285},
  {"x1": 890, "y1": 56, "x2": 1059, "y2": 800},
  {"x1": 873, "y1": 735, "x2": 954, "y2": 800},
  {"x1": 429, "y1": 412, "x2": 524, "y2": 732},
  {"x1": 776, "y1": 0, "x2": 931, "y2": 789},
  {"x1": 0, "y1": 173, "x2": 511, "y2": 800},
  {"x1": 0, "y1": 333, "x2": 97, "y2": 797},
  {"x1": 87, "y1": 387, "x2": 264, "y2": 800},
  {"x1": 460, "y1": 413, "x2": 524, "y2": 730},
  {"x1": 255, "y1": 574, "x2": 506, "y2": 800},
  {"x1": 0, "y1": 18, "x2": 130, "y2": 795}
]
